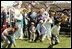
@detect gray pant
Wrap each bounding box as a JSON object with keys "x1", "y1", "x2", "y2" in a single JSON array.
[{"x1": 51, "y1": 34, "x2": 60, "y2": 45}]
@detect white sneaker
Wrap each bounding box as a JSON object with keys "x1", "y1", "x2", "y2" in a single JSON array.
[{"x1": 19, "y1": 37, "x2": 24, "y2": 39}]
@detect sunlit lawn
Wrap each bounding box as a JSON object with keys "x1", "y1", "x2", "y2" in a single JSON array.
[{"x1": 11, "y1": 35, "x2": 71, "y2": 48}]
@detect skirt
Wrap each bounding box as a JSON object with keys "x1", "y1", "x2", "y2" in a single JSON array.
[{"x1": 44, "y1": 22, "x2": 52, "y2": 37}]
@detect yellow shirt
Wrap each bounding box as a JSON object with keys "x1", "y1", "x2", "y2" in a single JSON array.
[{"x1": 20, "y1": 8, "x2": 31, "y2": 14}]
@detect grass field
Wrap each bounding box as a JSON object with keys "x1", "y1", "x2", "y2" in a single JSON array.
[{"x1": 11, "y1": 35, "x2": 71, "y2": 48}]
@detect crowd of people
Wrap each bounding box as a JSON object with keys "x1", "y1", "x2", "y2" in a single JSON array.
[{"x1": 1, "y1": 3, "x2": 71, "y2": 48}]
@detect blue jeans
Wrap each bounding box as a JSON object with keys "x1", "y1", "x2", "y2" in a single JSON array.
[
  {"x1": 7, "y1": 36, "x2": 12, "y2": 48},
  {"x1": 7, "y1": 35, "x2": 15, "y2": 48},
  {"x1": 2, "y1": 32, "x2": 15, "y2": 48}
]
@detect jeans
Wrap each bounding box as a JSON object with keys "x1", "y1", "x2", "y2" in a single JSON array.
[
  {"x1": 30, "y1": 32, "x2": 36, "y2": 41},
  {"x1": 7, "y1": 34, "x2": 15, "y2": 48},
  {"x1": 2, "y1": 34, "x2": 15, "y2": 48},
  {"x1": 7, "y1": 36, "x2": 13, "y2": 48}
]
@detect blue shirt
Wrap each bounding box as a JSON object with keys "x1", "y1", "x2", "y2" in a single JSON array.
[{"x1": 36, "y1": 24, "x2": 46, "y2": 35}]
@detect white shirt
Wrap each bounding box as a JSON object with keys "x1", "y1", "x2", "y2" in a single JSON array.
[
  {"x1": 51, "y1": 25, "x2": 61, "y2": 35},
  {"x1": 14, "y1": 9, "x2": 23, "y2": 20}
]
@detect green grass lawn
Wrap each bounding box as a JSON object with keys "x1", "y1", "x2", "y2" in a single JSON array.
[{"x1": 11, "y1": 35, "x2": 71, "y2": 48}]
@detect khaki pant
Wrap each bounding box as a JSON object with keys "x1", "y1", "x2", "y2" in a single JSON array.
[{"x1": 30, "y1": 32, "x2": 36, "y2": 41}]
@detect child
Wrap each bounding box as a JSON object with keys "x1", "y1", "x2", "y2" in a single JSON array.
[
  {"x1": 48, "y1": 22, "x2": 61, "y2": 48},
  {"x1": 36, "y1": 20, "x2": 46, "y2": 42},
  {"x1": 29, "y1": 22, "x2": 36, "y2": 42}
]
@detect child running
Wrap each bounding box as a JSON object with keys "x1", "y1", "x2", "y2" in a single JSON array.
[{"x1": 48, "y1": 22, "x2": 61, "y2": 48}]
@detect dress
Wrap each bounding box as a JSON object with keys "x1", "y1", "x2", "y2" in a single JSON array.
[
  {"x1": 14, "y1": 9, "x2": 23, "y2": 39},
  {"x1": 44, "y1": 18, "x2": 53, "y2": 37},
  {"x1": 42, "y1": 11, "x2": 53, "y2": 38}
]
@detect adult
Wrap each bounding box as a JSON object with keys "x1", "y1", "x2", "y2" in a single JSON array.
[{"x1": 14, "y1": 8, "x2": 23, "y2": 39}]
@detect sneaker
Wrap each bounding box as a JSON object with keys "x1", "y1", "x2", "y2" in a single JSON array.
[
  {"x1": 48, "y1": 45, "x2": 53, "y2": 48},
  {"x1": 19, "y1": 37, "x2": 24, "y2": 39}
]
